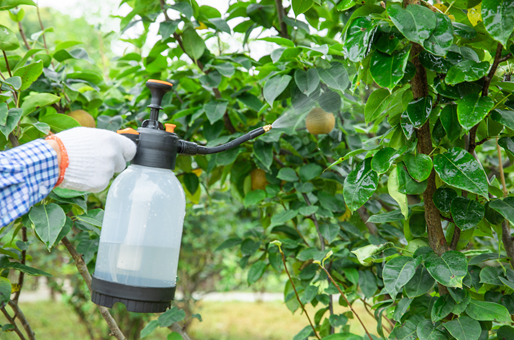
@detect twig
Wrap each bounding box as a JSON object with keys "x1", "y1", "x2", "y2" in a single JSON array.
[
  {"x1": 496, "y1": 138, "x2": 514, "y2": 268},
  {"x1": 18, "y1": 22, "x2": 30, "y2": 51},
  {"x1": 274, "y1": 0, "x2": 289, "y2": 39},
  {"x1": 1, "y1": 307, "x2": 26, "y2": 340},
  {"x1": 483, "y1": 43, "x2": 510, "y2": 97},
  {"x1": 275, "y1": 244, "x2": 320, "y2": 340},
  {"x1": 273, "y1": 155, "x2": 285, "y2": 168},
  {"x1": 318, "y1": 265, "x2": 373, "y2": 340},
  {"x1": 171, "y1": 323, "x2": 192, "y2": 340},
  {"x1": 36, "y1": 4, "x2": 54, "y2": 68},
  {"x1": 61, "y1": 237, "x2": 127, "y2": 340},
  {"x1": 3, "y1": 51, "x2": 12, "y2": 77},
  {"x1": 8, "y1": 301, "x2": 35, "y2": 340},
  {"x1": 13, "y1": 227, "x2": 27, "y2": 302}
]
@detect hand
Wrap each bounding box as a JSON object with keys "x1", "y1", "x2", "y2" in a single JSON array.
[{"x1": 52, "y1": 127, "x2": 137, "y2": 193}]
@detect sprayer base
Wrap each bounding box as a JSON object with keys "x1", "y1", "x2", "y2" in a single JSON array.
[{"x1": 91, "y1": 276, "x2": 176, "y2": 313}]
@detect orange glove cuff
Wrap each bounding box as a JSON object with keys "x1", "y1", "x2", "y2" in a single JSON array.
[{"x1": 45, "y1": 135, "x2": 69, "y2": 187}]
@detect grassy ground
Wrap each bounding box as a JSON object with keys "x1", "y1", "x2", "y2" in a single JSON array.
[{"x1": 0, "y1": 300, "x2": 378, "y2": 340}]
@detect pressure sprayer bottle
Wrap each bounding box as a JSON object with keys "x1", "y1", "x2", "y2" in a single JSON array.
[{"x1": 91, "y1": 79, "x2": 272, "y2": 313}]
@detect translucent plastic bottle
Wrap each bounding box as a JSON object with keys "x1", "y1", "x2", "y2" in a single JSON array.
[{"x1": 94, "y1": 164, "x2": 186, "y2": 288}]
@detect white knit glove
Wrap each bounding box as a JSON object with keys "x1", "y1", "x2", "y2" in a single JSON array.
[{"x1": 56, "y1": 127, "x2": 137, "y2": 193}]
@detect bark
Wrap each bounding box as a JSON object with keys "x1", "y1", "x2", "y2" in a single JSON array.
[
  {"x1": 8, "y1": 301, "x2": 35, "y2": 340},
  {"x1": 274, "y1": 0, "x2": 289, "y2": 39},
  {"x1": 357, "y1": 207, "x2": 378, "y2": 235},
  {"x1": 410, "y1": 41, "x2": 448, "y2": 256}
]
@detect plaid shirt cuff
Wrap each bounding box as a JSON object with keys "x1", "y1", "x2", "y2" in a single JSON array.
[{"x1": 0, "y1": 139, "x2": 59, "y2": 227}]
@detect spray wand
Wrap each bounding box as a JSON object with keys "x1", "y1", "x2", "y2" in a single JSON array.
[{"x1": 117, "y1": 80, "x2": 272, "y2": 168}]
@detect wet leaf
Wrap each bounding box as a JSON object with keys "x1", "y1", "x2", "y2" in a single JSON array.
[
  {"x1": 457, "y1": 93, "x2": 494, "y2": 131},
  {"x1": 370, "y1": 47, "x2": 411, "y2": 89},
  {"x1": 425, "y1": 251, "x2": 467, "y2": 287},
  {"x1": 431, "y1": 295, "x2": 455, "y2": 322},
  {"x1": 445, "y1": 60, "x2": 490, "y2": 86},
  {"x1": 344, "y1": 17, "x2": 377, "y2": 62},
  {"x1": 405, "y1": 266, "x2": 435, "y2": 298},
  {"x1": 443, "y1": 316, "x2": 481, "y2": 340},
  {"x1": 466, "y1": 299, "x2": 510, "y2": 323},
  {"x1": 451, "y1": 197, "x2": 484, "y2": 230},
  {"x1": 383, "y1": 256, "x2": 419, "y2": 300},
  {"x1": 481, "y1": 0, "x2": 514, "y2": 46},
  {"x1": 387, "y1": 4, "x2": 436, "y2": 44},
  {"x1": 440, "y1": 104, "x2": 463, "y2": 142},
  {"x1": 404, "y1": 153, "x2": 433, "y2": 182},
  {"x1": 343, "y1": 158, "x2": 378, "y2": 212},
  {"x1": 433, "y1": 187, "x2": 458, "y2": 213},
  {"x1": 423, "y1": 13, "x2": 453, "y2": 56},
  {"x1": 406, "y1": 96, "x2": 432, "y2": 128}
]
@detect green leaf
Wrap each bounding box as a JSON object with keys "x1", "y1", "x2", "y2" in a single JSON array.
[
  {"x1": 481, "y1": 0, "x2": 514, "y2": 46},
  {"x1": 491, "y1": 109, "x2": 514, "y2": 130},
  {"x1": 183, "y1": 173, "x2": 199, "y2": 195},
  {"x1": 480, "y1": 266, "x2": 503, "y2": 285},
  {"x1": 452, "y1": 22, "x2": 477, "y2": 40},
  {"x1": 168, "y1": 333, "x2": 183, "y2": 340},
  {"x1": 75, "y1": 209, "x2": 103, "y2": 228},
  {"x1": 271, "y1": 210, "x2": 298, "y2": 225},
  {"x1": 53, "y1": 48, "x2": 91, "y2": 63},
  {"x1": 390, "y1": 317, "x2": 418, "y2": 340},
  {"x1": 404, "y1": 153, "x2": 433, "y2": 182},
  {"x1": 0, "y1": 0, "x2": 35, "y2": 10},
  {"x1": 2, "y1": 76, "x2": 21, "y2": 90},
  {"x1": 158, "y1": 307, "x2": 186, "y2": 327},
  {"x1": 247, "y1": 261, "x2": 267, "y2": 285},
  {"x1": 452, "y1": 290, "x2": 471, "y2": 315},
  {"x1": 394, "y1": 297, "x2": 412, "y2": 322},
  {"x1": 466, "y1": 299, "x2": 510, "y2": 323},
  {"x1": 277, "y1": 168, "x2": 299, "y2": 182},
  {"x1": 387, "y1": 4, "x2": 437, "y2": 45},
  {"x1": 0, "y1": 277, "x2": 10, "y2": 305},
  {"x1": 292, "y1": 0, "x2": 313, "y2": 16},
  {"x1": 425, "y1": 251, "x2": 467, "y2": 287},
  {"x1": 21, "y1": 93, "x2": 61, "y2": 116},
  {"x1": 204, "y1": 100, "x2": 228, "y2": 124},
  {"x1": 0, "y1": 108, "x2": 22, "y2": 139},
  {"x1": 388, "y1": 165, "x2": 409, "y2": 219},
  {"x1": 140, "y1": 320, "x2": 159, "y2": 339},
  {"x1": 433, "y1": 147, "x2": 489, "y2": 198},
  {"x1": 445, "y1": 60, "x2": 490, "y2": 86},
  {"x1": 0, "y1": 103, "x2": 7, "y2": 126},
  {"x1": 440, "y1": 104, "x2": 463, "y2": 142},
  {"x1": 317, "y1": 62, "x2": 349, "y2": 92},
  {"x1": 457, "y1": 94, "x2": 494, "y2": 131},
  {"x1": 343, "y1": 158, "x2": 378, "y2": 212},
  {"x1": 401, "y1": 113, "x2": 415, "y2": 139},
  {"x1": 299, "y1": 163, "x2": 322, "y2": 182},
  {"x1": 417, "y1": 319, "x2": 448, "y2": 340},
  {"x1": 443, "y1": 316, "x2": 481, "y2": 340},
  {"x1": 212, "y1": 63, "x2": 235, "y2": 78},
  {"x1": 215, "y1": 237, "x2": 242, "y2": 251},
  {"x1": 39, "y1": 114, "x2": 81, "y2": 133},
  {"x1": 244, "y1": 190, "x2": 266, "y2": 208},
  {"x1": 2, "y1": 262, "x2": 51, "y2": 277},
  {"x1": 383, "y1": 256, "x2": 419, "y2": 300},
  {"x1": 365, "y1": 88, "x2": 403, "y2": 124},
  {"x1": 263, "y1": 74, "x2": 292, "y2": 106},
  {"x1": 294, "y1": 68, "x2": 319, "y2": 97},
  {"x1": 209, "y1": 18, "x2": 231, "y2": 34},
  {"x1": 351, "y1": 242, "x2": 394, "y2": 266},
  {"x1": 299, "y1": 205, "x2": 318, "y2": 216},
  {"x1": 489, "y1": 197, "x2": 514, "y2": 225},
  {"x1": 397, "y1": 163, "x2": 427, "y2": 195},
  {"x1": 497, "y1": 326, "x2": 514, "y2": 340},
  {"x1": 29, "y1": 204, "x2": 66, "y2": 251},
  {"x1": 370, "y1": 48, "x2": 411, "y2": 89},
  {"x1": 405, "y1": 266, "x2": 435, "y2": 298},
  {"x1": 359, "y1": 270, "x2": 378, "y2": 299},
  {"x1": 433, "y1": 187, "x2": 458, "y2": 213},
  {"x1": 76, "y1": 236, "x2": 99, "y2": 265},
  {"x1": 0, "y1": 25, "x2": 19, "y2": 51},
  {"x1": 182, "y1": 25, "x2": 206, "y2": 60},
  {"x1": 432, "y1": 295, "x2": 455, "y2": 322},
  {"x1": 159, "y1": 20, "x2": 179, "y2": 40},
  {"x1": 499, "y1": 137, "x2": 514, "y2": 158},
  {"x1": 423, "y1": 12, "x2": 453, "y2": 56},
  {"x1": 344, "y1": 17, "x2": 377, "y2": 62},
  {"x1": 451, "y1": 197, "x2": 484, "y2": 231},
  {"x1": 372, "y1": 147, "x2": 400, "y2": 174},
  {"x1": 406, "y1": 96, "x2": 432, "y2": 128}
]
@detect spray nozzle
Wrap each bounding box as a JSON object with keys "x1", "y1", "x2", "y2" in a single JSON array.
[{"x1": 144, "y1": 79, "x2": 173, "y2": 130}]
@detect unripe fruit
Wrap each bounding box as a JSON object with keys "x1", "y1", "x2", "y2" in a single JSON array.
[
  {"x1": 251, "y1": 169, "x2": 268, "y2": 191},
  {"x1": 67, "y1": 110, "x2": 96, "y2": 128},
  {"x1": 305, "y1": 108, "x2": 335, "y2": 135}
]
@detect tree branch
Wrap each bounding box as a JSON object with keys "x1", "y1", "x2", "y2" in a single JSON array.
[
  {"x1": 13, "y1": 227, "x2": 27, "y2": 303},
  {"x1": 1, "y1": 307, "x2": 26, "y2": 340},
  {"x1": 61, "y1": 237, "x2": 127, "y2": 340},
  {"x1": 302, "y1": 193, "x2": 325, "y2": 251},
  {"x1": 276, "y1": 245, "x2": 320, "y2": 340},
  {"x1": 318, "y1": 265, "x2": 372, "y2": 340},
  {"x1": 171, "y1": 323, "x2": 192, "y2": 340},
  {"x1": 18, "y1": 22, "x2": 30, "y2": 51},
  {"x1": 2, "y1": 51, "x2": 12, "y2": 77},
  {"x1": 274, "y1": 0, "x2": 289, "y2": 39},
  {"x1": 8, "y1": 301, "x2": 35, "y2": 340}
]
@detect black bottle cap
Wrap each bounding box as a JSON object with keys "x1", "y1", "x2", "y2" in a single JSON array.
[{"x1": 130, "y1": 128, "x2": 179, "y2": 170}]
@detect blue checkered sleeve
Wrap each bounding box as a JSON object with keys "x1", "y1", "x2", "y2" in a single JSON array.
[{"x1": 1, "y1": 139, "x2": 59, "y2": 227}]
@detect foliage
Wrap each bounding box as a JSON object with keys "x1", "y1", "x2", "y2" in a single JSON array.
[{"x1": 1, "y1": 0, "x2": 514, "y2": 339}]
